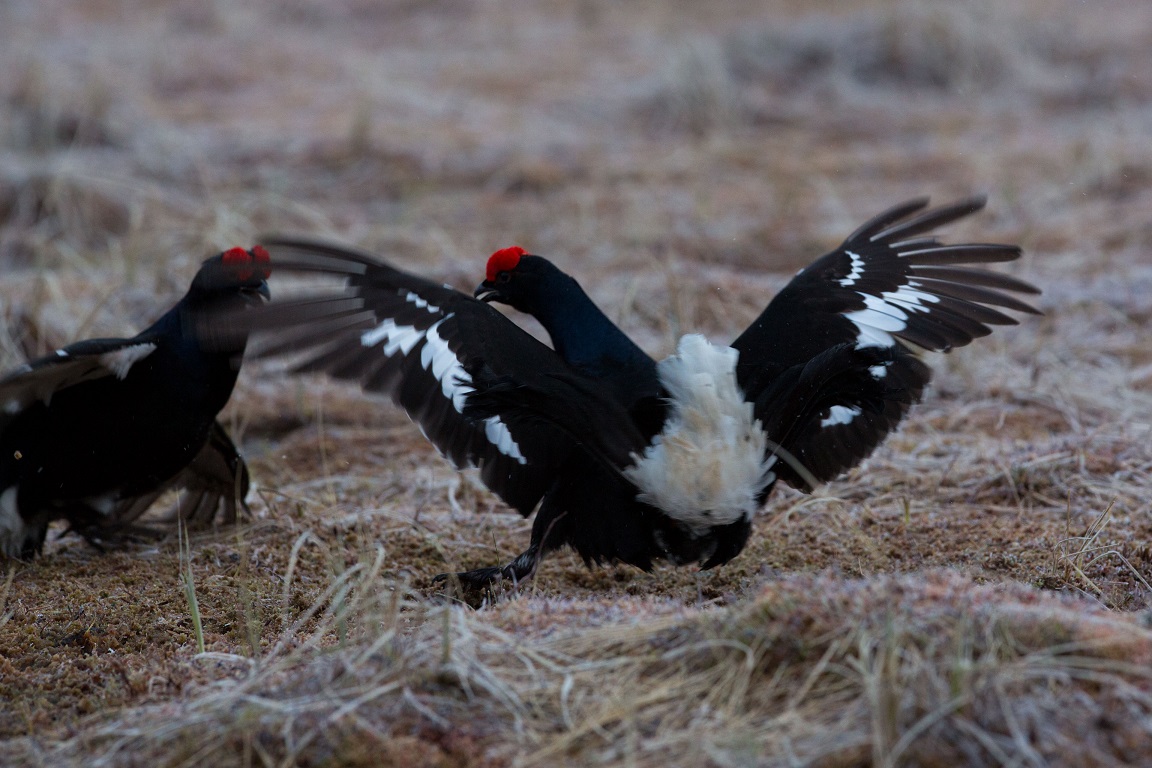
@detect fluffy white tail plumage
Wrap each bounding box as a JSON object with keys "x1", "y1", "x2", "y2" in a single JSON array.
[{"x1": 624, "y1": 334, "x2": 775, "y2": 535}]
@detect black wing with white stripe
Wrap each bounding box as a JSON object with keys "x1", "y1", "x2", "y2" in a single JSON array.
[
  {"x1": 253, "y1": 239, "x2": 582, "y2": 517},
  {"x1": 753, "y1": 345, "x2": 931, "y2": 491},
  {"x1": 732, "y1": 197, "x2": 1040, "y2": 488},
  {"x1": 0, "y1": 337, "x2": 159, "y2": 427}
]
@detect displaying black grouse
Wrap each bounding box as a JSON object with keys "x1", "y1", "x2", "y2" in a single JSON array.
[
  {"x1": 0, "y1": 246, "x2": 270, "y2": 558},
  {"x1": 254, "y1": 197, "x2": 1039, "y2": 589}
]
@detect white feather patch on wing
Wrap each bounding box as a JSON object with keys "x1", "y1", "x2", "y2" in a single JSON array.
[
  {"x1": 361, "y1": 318, "x2": 423, "y2": 356},
  {"x1": 484, "y1": 417, "x2": 526, "y2": 463},
  {"x1": 837, "y1": 251, "x2": 865, "y2": 287},
  {"x1": 404, "y1": 291, "x2": 440, "y2": 314},
  {"x1": 821, "y1": 404, "x2": 862, "y2": 428},
  {"x1": 359, "y1": 315, "x2": 527, "y2": 465},
  {"x1": 422, "y1": 318, "x2": 468, "y2": 410},
  {"x1": 880, "y1": 285, "x2": 940, "y2": 314},
  {"x1": 99, "y1": 343, "x2": 157, "y2": 380},
  {"x1": 845, "y1": 293, "x2": 907, "y2": 349},
  {"x1": 624, "y1": 334, "x2": 774, "y2": 535},
  {"x1": 844, "y1": 283, "x2": 944, "y2": 350},
  {"x1": 422, "y1": 318, "x2": 526, "y2": 464}
]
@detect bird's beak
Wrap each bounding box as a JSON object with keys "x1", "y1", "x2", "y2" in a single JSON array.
[
  {"x1": 474, "y1": 281, "x2": 498, "y2": 303},
  {"x1": 242, "y1": 282, "x2": 272, "y2": 305}
]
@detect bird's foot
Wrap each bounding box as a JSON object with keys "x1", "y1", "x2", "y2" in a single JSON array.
[
  {"x1": 434, "y1": 565, "x2": 509, "y2": 592},
  {"x1": 17, "y1": 534, "x2": 46, "y2": 561},
  {"x1": 434, "y1": 545, "x2": 541, "y2": 596}
]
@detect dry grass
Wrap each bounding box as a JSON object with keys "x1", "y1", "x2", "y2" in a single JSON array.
[
  {"x1": 15, "y1": 570, "x2": 1152, "y2": 766},
  {"x1": 3, "y1": 0, "x2": 1152, "y2": 764}
]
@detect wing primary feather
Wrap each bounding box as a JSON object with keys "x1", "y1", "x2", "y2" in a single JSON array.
[
  {"x1": 253, "y1": 313, "x2": 376, "y2": 358},
  {"x1": 843, "y1": 197, "x2": 930, "y2": 242},
  {"x1": 908, "y1": 265, "x2": 1041, "y2": 295},
  {"x1": 869, "y1": 196, "x2": 987, "y2": 243},
  {"x1": 906, "y1": 276, "x2": 1040, "y2": 315},
  {"x1": 898, "y1": 244, "x2": 1024, "y2": 265}
]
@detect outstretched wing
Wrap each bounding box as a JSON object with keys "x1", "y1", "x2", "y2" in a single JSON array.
[
  {"x1": 732, "y1": 197, "x2": 1040, "y2": 488},
  {"x1": 461, "y1": 363, "x2": 652, "y2": 475},
  {"x1": 751, "y1": 344, "x2": 930, "y2": 491},
  {"x1": 250, "y1": 239, "x2": 580, "y2": 516},
  {"x1": 464, "y1": 342, "x2": 912, "y2": 497},
  {"x1": 0, "y1": 337, "x2": 158, "y2": 425},
  {"x1": 102, "y1": 420, "x2": 251, "y2": 533}
]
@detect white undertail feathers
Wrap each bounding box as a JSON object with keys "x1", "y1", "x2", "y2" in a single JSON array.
[
  {"x1": 624, "y1": 334, "x2": 776, "y2": 535},
  {"x1": 0, "y1": 487, "x2": 30, "y2": 558}
]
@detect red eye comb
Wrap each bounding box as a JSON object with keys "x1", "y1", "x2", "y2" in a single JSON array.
[
  {"x1": 222, "y1": 247, "x2": 248, "y2": 264},
  {"x1": 251, "y1": 245, "x2": 271, "y2": 279},
  {"x1": 222, "y1": 246, "x2": 271, "y2": 281},
  {"x1": 486, "y1": 246, "x2": 526, "y2": 282}
]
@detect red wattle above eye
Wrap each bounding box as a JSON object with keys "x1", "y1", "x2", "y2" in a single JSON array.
[
  {"x1": 486, "y1": 246, "x2": 526, "y2": 282},
  {"x1": 222, "y1": 247, "x2": 254, "y2": 280},
  {"x1": 251, "y1": 245, "x2": 271, "y2": 279}
]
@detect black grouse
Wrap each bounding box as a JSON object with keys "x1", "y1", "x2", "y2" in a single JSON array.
[
  {"x1": 253, "y1": 197, "x2": 1039, "y2": 589},
  {"x1": 0, "y1": 246, "x2": 270, "y2": 559}
]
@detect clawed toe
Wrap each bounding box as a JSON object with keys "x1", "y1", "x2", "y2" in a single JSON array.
[
  {"x1": 434, "y1": 566, "x2": 507, "y2": 592},
  {"x1": 434, "y1": 544, "x2": 542, "y2": 596}
]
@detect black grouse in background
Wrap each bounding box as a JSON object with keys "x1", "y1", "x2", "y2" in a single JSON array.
[
  {"x1": 0, "y1": 247, "x2": 270, "y2": 559},
  {"x1": 253, "y1": 197, "x2": 1040, "y2": 590}
]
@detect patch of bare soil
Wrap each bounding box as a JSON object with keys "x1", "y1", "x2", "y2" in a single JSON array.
[{"x1": 2, "y1": 0, "x2": 1152, "y2": 765}]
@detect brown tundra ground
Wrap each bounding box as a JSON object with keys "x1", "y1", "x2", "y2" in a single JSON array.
[{"x1": 2, "y1": 1, "x2": 1152, "y2": 765}]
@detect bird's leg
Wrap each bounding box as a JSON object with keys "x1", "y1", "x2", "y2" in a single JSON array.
[
  {"x1": 17, "y1": 523, "x2": 48, "y2": 560},
  {"x1": 502, "y1": 543, "x2": 542, "y2": 584},
  {"x1": 434, "y1": 508, "x2": 566, "y2": 593},
  {"x1": 435, "y1": 542, "x2": 541, "y2": 592},
  {"x1": 54, "y1": 502, "x2": 120, "y2": 551}
]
